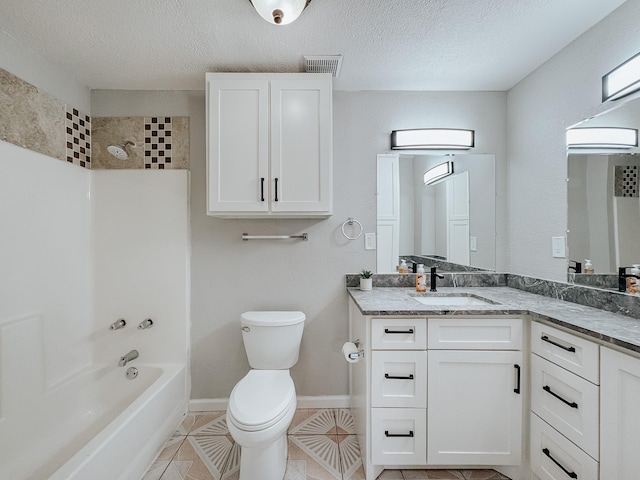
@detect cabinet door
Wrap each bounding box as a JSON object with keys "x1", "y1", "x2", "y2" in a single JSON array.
[
  {"x1": 207, "y1": 77, "x2": 269, "y2": 213},
  {"x1": 601, "y1": 346, "x2": 640, "y2": 479},
  {"x1": 269, "y1": 78, "x2": 332, "y2": 214},
  {"x1": 427, "y1": 350, "x2": 522, "y2": 465}
]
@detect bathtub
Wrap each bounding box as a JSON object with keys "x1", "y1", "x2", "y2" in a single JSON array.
[{"x1": 0, "y1": 363, "x2": 187, "y2": 480}]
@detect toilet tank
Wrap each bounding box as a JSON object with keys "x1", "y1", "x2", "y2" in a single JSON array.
[{"x1": 241, "y1": 311, "x2": 305, "y2": 369}]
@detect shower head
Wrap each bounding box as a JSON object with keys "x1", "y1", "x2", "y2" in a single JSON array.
[{"x1": 107, "y1": 141, "x2": 135, "y2": 160}]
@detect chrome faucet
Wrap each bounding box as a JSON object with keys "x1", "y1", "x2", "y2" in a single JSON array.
[
  {"x1": 430, "y1": 266, "x2": 445, "y2": 292},
  {"x1": 109, "y1": 318, "x2": 126, "y2": 330},
  {"x1": 118, "y1": 349, "x2": 139, "y2": 367}
]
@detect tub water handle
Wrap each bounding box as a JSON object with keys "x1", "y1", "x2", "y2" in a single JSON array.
[
  {"x1": 242, "y1": 326, "x2": 250, "y2": 332},
  {"x1": 138, "y1": 318, "x2": 154, "y2": 330},
  {"x1": 109, "y1": 319, "x2": 126, "y2": 330}
]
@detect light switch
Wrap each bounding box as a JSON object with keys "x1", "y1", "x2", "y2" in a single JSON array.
[
  {"x1": 552, "y1": 236, "x2": 566, "y2": 258},
  {"x1": 470, "y1": 236, "x2": 477, "y2": 252},
  {"x1": 365, "y1": 233, "x2": 376, "y2": 250}
]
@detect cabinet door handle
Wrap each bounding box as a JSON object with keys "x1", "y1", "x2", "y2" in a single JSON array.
[
  {"x1": 542, "y1": 448, "x2": 578, "y2": 479},
  {"x1": 385, "y1": 373, "x2": 414, "y2": 380},
  {"x1": 385, "y1": 430, "x2": 414, "y2": 438},
  {"x1": 514, "y1": 364, "x2": 521, "y2": 394},
  {"x1": 274, "y1": 178, "x2": 279, "y2": 202},
  {"x1": 384, "y1": 328, "x2": 414, "y2": 334},
  {"x1": 543, "y1": 385, "x2": 578, "y2": 409},
  {"x1": 541, "y1": 335, "x2": 576, "y2": 352},
  {"x1": 260, "y1": 177, "x2": 265, "y2": 202}
]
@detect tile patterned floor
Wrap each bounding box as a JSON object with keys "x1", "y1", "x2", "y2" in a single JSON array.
[{"x1": 142, "y1": 409, "x2": 509, "y2": 480}]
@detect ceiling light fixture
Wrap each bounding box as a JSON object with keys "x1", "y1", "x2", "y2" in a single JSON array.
[
  {"x1": 423, "y1": 161, "x2": 454, "y2": 185},
  {"x1": 566, "y1": 127, "x2": 638, "y2": 148},
  {"x1": 391, "y1": 129, "x2": 475, "y2": 150},
  {"x1": 602, "y1": 51, "x2": 640, "y2": 102},
  {"x1": 249, "y1": 0, "x2": 311, "y2": 25}
]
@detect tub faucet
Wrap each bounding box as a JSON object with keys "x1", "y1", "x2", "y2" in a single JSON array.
[
  {"x1": 430, "y1": 266, "x2": 445, "y2": 292},
  {"x1": 118, "y1": 349, "x2": 139, "y2": 367}
]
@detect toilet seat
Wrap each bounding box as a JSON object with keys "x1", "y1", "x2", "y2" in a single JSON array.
[{"x1": 228, "y1": 370, "x2": 296, "y2": 432}]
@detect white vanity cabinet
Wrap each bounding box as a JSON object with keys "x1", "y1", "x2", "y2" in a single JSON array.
[
  {"x1": 205, "y1": 73, "x2": 332, "y2": 217},
  {"x1": 530, "y1": 322, "x2": 600, "y2": 480},
  {"x1": 348, "y1": 299, "x2": 524, "y2": 480},
  {"x1": 600, "y1": 346, "x2": 640, "y2": 479},
  {"x1": 427, "y1": 318, "x2": 523, "y2": 466}
]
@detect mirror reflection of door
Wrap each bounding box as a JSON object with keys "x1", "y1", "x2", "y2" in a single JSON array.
[{"x1": 376, "y1": 153, "x2": 495, "y2": 273}]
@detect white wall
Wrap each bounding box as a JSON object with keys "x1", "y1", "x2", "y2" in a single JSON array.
[
  {"x1": 0, "y1": 31, "x2": 90, "y2": 112},
  {"x1": 507, "y1": 0, "x2": 640, "y2": 280}
]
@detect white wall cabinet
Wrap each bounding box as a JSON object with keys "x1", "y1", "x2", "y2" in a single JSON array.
[
  {"x1": 600, "y1": 346, "x2": 640, "y2": 480},
  {"x1": 206, "y1": 73, "x2": 332, "y2": 217}
]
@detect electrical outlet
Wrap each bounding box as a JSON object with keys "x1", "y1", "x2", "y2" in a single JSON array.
[
  {"x1": 552, "y1": 236, "x2": 566, "y2": 258},
  {"x1": 470, "y1": 236, "x2": 477, "y2": 252},
  {"x1": 365, "y1": 233, "x2": 376, "y2": 250}
]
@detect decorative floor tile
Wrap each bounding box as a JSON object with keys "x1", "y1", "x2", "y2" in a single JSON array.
[
  {"x1": 338, "y1": 435, "x2": 365, "y2": 480},
  {"x1": 159, "y1": 438, "x2": 217, "y2": 480},
  {"x1": 221, "y1": 441, "x2": 240, "y2": 480},
  {"x1": 465, "y1": 471, "x2": 509, "y2": 480},
  {"x1": 158, "y1": 434, "x2": 186, "y2": 461},
  {"x1": 289, "y1": 409, "x2": 337, "y2": 435},
  {"x1": 175, "y1": 413, "x2": 199, "y2": 435},
  {"x1": 142, "y1": 460, "x2": 170, "y2": 480},
  {"x1": 187, "y1": 435, "x2": 235, "y2": 478},
  {"x1": 284, "y1": 459, "x2": 308, "y2": 480},
  {"x1": 191, "y1": 412, "x2": 229, "y2": 436},
  {"x1": 335, "y1": 409, "x2": 357, "y2": 435},
  {"x1": 402, "y1": 470, "x2": 466, "y2": 479},
  {"x1": 376, "y1": 470, "x2": 404, "y2": 479},
  {"x1": 288, "y1": 434, "x2": 342, "y2": 479}
]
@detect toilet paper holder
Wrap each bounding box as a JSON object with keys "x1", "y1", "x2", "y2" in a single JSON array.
[{"x1": 348, "y1": 339, "x2": 364, "y2": 360}]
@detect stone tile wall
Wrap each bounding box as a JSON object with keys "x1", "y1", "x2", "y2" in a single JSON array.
[{"x1": 0, "y1": 67, "x2": 189, "y2": 170}]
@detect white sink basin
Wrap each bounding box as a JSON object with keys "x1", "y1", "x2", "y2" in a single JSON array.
[{"x1": 412, "y1": 295, "x2": 496, "y2": 306}]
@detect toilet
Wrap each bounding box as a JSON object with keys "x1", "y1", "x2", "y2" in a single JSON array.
[{"x1": 226, "y1": 311, "x2": 305, "y2": 480}]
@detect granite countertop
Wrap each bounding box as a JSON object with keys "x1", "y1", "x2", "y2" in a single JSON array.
[{"x1": 348, "y1": 286, "x2": 640, "y2": 354}]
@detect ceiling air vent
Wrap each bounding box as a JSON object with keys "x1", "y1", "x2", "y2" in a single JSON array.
[{"x1": 304, "y1": 55, "x2": 343, "y2": 77}]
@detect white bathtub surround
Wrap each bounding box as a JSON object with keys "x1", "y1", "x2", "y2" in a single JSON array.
[{"x1": 0, "y1": 139, "x2": 190, "y2": 478}]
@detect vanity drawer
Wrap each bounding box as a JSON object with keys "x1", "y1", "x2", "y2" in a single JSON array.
[
  {"x1": 531, "y1": 322, "x2": 599, "y2": 384},
  {"x1": 371, "y1": 318, "x2": 427, "y2": 350},
  {"x1": 371, "y1": 350, "x2": 427, "y2": 408},
  {"x1": 531, "y1": 413, "x2": 598, "y2": 480},
  {"x1": 531, "y1": 354, "x2": 599, "y2": 459},
  {"x1": 371, "y1": 407, "x2": 427, "y2": 465},
  {"x1": 427, "y1": 318, "x2": 522, "y2": 350}
]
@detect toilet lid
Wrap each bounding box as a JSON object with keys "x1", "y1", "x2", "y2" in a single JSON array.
[{"x1": 228, "y1": 370, "x2": 296, "y2": 432}]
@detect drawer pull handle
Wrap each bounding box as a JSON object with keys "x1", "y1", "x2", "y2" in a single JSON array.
[
  {"x1": 543, "y1": 385, "x2": 579, "y2": 409},
  {"x1": 385, "y1": 430, "x2": 414, "y2": 438},
  {"x1": 514, "y1": 364, "x2": 521, "y2": 394},
  {"x1": 274, "y1": 178, "x2": 279, "y2": 202},
  {"x1": 384, "y1": 328, "x2": 414, "y2": 334},
  {"x1": 541, "y1": 335, "x2": 576, "y2": 352},
  {"x1": 260, "y1": 177, "x2": 265, "y2": 202},
  {"x1": 542, "y1": 448, "x2": 578, "y2": 479},
  {"x1": 385, "y1": 373, "x2": 414, "y2": 380}
]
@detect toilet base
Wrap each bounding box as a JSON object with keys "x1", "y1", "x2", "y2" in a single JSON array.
[{"x1": 238, "y1": 432, "x2": 288, "y2": 480}]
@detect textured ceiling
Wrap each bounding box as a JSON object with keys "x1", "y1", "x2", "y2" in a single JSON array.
[{"x1": 0, "y1": 0, "x2": 627, "y2": 91}]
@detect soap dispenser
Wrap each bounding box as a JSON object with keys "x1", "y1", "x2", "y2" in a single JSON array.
[
  {"x1": 584, "y1": 259, "x2": 594, "y2": 274},
  {"x1": 399, "y1": 259, "x2": 408, "y2": 274},
  {"x1": 416, "y1": 264, "x2": 427, "y2": 292}
]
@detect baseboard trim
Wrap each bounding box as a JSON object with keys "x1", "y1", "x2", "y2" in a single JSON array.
[{"x1": 189, "y1": 395, "x2": 350, "y2": 412}]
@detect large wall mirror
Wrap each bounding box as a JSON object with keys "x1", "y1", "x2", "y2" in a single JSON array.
[
  {"x1": 377, "y1": 153, "x2": 496, "y2": 273},
  {"x1": 567, "y1": 98, "x2": 640, "y2": 280}
]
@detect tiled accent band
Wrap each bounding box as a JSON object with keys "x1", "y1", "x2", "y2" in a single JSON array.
[
  {"x1": 145, "y1": 117, "x2": 172, "y2": 169},
  {"x1": 65, "y1": 107, "x2": 91, "y2": 168}
]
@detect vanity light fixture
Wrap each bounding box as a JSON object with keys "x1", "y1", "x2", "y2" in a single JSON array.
[
  {"x1": 566, "y1": 127, "x2": 638, "y2": 149},
  {"x1": 391, "y1": 128, "x2": 475, "y2": 150},
  {"x1": 423, "y1": 161, "x2": 454, "y2": 185},
  {"x1": 248, "y1": 0, "x2": 310, "y2": 25},
  {"x1": 603, "y1": 51, "x2": 640, "y2": 102}
]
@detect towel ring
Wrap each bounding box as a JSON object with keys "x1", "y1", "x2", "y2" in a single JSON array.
[{"x1": 341, "y1": 217, "x2": 363, "y2": 240}]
